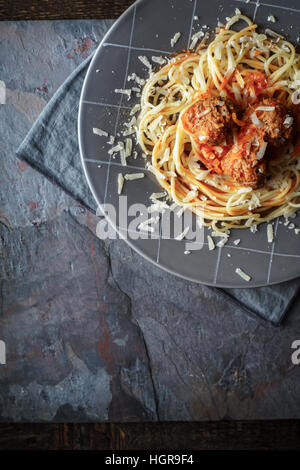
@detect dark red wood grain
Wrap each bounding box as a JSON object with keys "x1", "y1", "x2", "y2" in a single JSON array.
[
  {"x1": 0, "y1": 421, "x2": 300, "y2": 450},
  {"x1": 0, "y1": 0, "x2": 135, "y2": 20}
]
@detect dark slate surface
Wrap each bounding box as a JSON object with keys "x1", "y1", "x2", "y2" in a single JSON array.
[{"x1": 1, "y1": 20, "x2": 300, "y2": 422}]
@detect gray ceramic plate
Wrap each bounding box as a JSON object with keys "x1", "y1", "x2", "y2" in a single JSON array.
[{"x1": 78, "y1": 0, "x2": 300, "y2": 288}]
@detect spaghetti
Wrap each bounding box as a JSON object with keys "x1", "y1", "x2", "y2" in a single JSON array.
[{"x1": 136, "y1": 13, "x2": 300, "y2": 232}]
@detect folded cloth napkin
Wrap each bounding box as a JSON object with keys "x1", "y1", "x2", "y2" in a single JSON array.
[{"x1": 16, "y1": 23, "x2": 300, "y2": 326}]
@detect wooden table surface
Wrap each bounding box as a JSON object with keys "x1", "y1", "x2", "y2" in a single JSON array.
[
  {"x1": 1, "y1": 0, "x2": 300, "y2": 451},
  {"x1": 0, "y1": 0, "x2": 135, "y2": 20},
  {"x1": 1, "y1": 421, "x2": 300, "y2": 450}
]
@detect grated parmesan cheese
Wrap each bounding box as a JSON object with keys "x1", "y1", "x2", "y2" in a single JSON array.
[
  {"x1": 122, "y1": 127, "x2": 136, "y2": 137},
  {"x1": 198, "y1": 109, "x2": 211, "y2": 118},
  {"x1": 256, "y1": 106, "x2": 275, "y2": 112},
  {"x1": 150, "y1": 192, "x2": 167, "y2": 200},
  {"x1": 212, "y1": 231, "x2": 229, "y2": 239},
  {"x1": 108, "y1": 143, "x2": 123, "y2": 155},
  {"x1": 217, "y1": 238, "x2": 228, "y2": 248},
  {"x1": 128, "y1": 73, "x2": 145, "y2": 86},
  {"x1": 267, "y1": 224, "x2": 274, "y2": 243},
  {"x1": 257, "y1": 142, "x2": 268, "y2": 160},
  {"x1": 138, "y1": 56, "x2": 152, "y2": 72},
  {"x1": 93, "y1": 128, "x2": 108, "y2": 137},
  {"x1": 284, "y1": 116, "x2": 293, "y2": 128},
  {"x1": 124, "y1": 173, "x2": 145, "y2": 181},
  {"x1": 148, "y1": 200, "x2": 169, "y2": 213},
  {"x1": 125, "y1": 138, "x2": 132, "y2": 158},
  {"x1": 207, "y1": 235, "x2": 215, "y2": 251},
  {"x1": 237, "y1": 187, "x2": 252, "y2": 194},
  {"x1": 124, "y1": 116, "x2": 137, "y2": 128},
  {"x1": 236, "y1": 268, "x2": 251, "y2": 282},
  {"x1": 248, "y1": 193, "x2": 261, "y2": 210},
  {"x1": 120, "y1": 149, "x2": 127, "y2": 166},
  {"x1": 152, "y1": 56, "x2": 166, "y2": 65},
  {"x1": 251, "y1": 112, "x2": 263, "y2": 128},
  {"x1": 189, "y1": 30, "x2": 205, "y2": 50},
  {"x1": 117, "y1": 173, "x2": 124, "y2": 195},
  {"x1": 171, "y1": 32, "x2": 182, "y2": 47},
  {"x1": 115, "y1": 88, "x2": 131, "y2": 100}
]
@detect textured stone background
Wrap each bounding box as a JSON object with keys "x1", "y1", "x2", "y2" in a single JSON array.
[{"x1": 1, "y1": 20, "x2": 300, "y2": 422}]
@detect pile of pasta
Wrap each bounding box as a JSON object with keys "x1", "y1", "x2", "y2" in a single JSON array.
[{"x1": 137, "y1": 14, "x2": 300, "y2": 231}]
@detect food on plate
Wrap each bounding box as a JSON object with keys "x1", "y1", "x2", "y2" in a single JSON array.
[{"x1": 135, "y1": 13, "x2": 300, "y2": 232}]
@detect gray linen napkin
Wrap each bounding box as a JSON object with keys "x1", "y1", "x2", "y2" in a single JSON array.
[{"x1": 16, "y1": 27, "x2": 300, "y2": 326}]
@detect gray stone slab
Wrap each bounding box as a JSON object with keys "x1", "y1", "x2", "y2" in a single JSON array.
[{"x1": 0, "y1": 20, "x2": 300, "y2": 422}]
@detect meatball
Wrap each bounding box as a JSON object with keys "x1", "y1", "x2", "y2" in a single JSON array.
[
  {"x1": 252, "y1": 97, "x2": 294, "y2": 146},
  {"x1": 182, "y1": 96, "x2": 238, "y2": 145},
  {"x1": 221, "y1": 126, "x2": 267, "y2": 189},
  {"x1": 221, "y1": 151, "x2": 266, "y2": 188}
]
